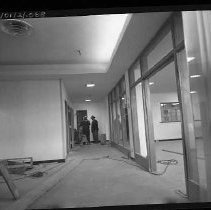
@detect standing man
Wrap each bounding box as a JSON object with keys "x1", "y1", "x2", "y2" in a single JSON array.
[
  {"x1": 91, "y1": 115, "x2": 99, "y2": 143},
  {"x1": 80, "y1": 116, "x2": 91, "y2": 144}
]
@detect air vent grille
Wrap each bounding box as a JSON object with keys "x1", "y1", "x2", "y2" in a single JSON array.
[{"x1": 1, "y1": 19, "x2": 33, "y2": 36}]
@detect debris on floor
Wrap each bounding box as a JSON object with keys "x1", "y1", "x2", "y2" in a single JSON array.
[{"x1": 5, "y1": 157, "x2": 33, "y2": 175}]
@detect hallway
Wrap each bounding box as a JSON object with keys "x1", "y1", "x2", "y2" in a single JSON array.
[{"x1": 28, "y1": 144, "x2": 188, "y2": 209}]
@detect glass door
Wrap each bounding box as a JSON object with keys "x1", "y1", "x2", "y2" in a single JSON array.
[{"x1": 130, "y1": 80, "x2": 156, "y2": 171}]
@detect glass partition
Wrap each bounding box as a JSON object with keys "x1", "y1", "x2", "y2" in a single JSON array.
[
  {"x1": 120, "y1": 93, "x2": 130, "y2": 149},
  {"x1": 181, "y1": 11, "x2": 211, "y2": 200},
  {"x1": 129, "y1": 61, "x2": 141, "y2": 85},
  {"x1": 141, "y1": 26, "x2": 173, "y2": 74},
  {"x1": 131, "y1": 82, "x2": 147, "y2": 157}
]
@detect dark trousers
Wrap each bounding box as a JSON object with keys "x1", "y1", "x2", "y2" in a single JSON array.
[
  {"x1": 92, "y1": 130, "x2": 99, "y2": 142},
  {"x1": 85, "y1": 132, "x2": 90, "y2": 143}
]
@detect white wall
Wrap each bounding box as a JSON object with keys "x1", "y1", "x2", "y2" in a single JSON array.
[
  {"x1": 72, "y1": 98, "x2": 110, "y2": 140},
  {"x1": 151, "y1": 92, "x2": 182, "y2": 140},
  {"x1": 0, "y1": 80, "x2": 65, "y2": 161}
]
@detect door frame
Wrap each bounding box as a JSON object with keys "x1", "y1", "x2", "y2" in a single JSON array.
[{"x1": 126, "y1": 13, "x2": 199, "y2": 199}]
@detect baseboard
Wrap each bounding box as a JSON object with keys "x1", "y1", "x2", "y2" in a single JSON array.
[
  {"x1": 110, "y1": 141, "x2": 130, "y2": 157},
  {"x1": 155, "y1": 138, "x2": 182, "y2": 142},
  {"x1": 28, "y1": 159, "x2": 65, "y2": 165}
]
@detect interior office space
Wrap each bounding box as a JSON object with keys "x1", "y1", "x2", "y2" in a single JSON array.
[{"x1": 0, "y1": 8, "x2": 211, "y2": 206}]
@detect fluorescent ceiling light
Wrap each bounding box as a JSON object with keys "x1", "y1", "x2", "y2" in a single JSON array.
[
  {"x1": 187, "y1": 57, "x2": 195, "y2": 62},
  {"x1": 86, "y1": 83, "x2": 95, "y2": 87},
  {"x1": 85, "y1": 99, "x2": 91, "y2": 102},
  {"x1": 172, "y1": 103, "x2": 179, "y2": 105},
  {"x1": 190, "y1": 91, "x2": 197, "y2": 94},
  {"x1": 190, "y1": 74, "x2": 201, "y2": 78},
  {"x1": 122, "y1": 97, "x2": 125, "y2": 100},
  {"x1": 149, "y1": 82, "x2": 154, "y2": 85}
]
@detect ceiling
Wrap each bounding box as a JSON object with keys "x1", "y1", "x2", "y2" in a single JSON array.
[{"x1": 0, "y1": 12, "x2": 171, "y2": 102}]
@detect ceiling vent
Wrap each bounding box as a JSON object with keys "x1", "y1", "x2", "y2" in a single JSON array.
[{"x1": 1, "y1": 19, "x2": 33, "y2": 36}]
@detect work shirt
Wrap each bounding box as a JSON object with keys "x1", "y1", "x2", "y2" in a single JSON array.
[
  {"x1": 80, "y1": 120, "x2": 90, "y2": 135},
  {"x1": 91, "y1": 119, "x2": 99, "y2": 132}
]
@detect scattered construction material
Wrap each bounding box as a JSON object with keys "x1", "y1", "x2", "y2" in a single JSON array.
[
  {"x1": 5, "y1": 157, "x2": 33, "y2": 175},
  {"x1": 0, "y1": 161, "x2": 20, "y2": 200},
  {"x1": 100, "y1": 134, "x2": 106, "y2": 145},
  {"x1": 29, "y1": 171, "x2": 45, "y2": 178}
]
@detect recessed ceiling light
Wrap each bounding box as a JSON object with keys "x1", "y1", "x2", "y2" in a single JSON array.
[
  {"x1": 122, "y1": 97, "x2": 125, "y2": 100},
  {"x1": 190, "y1": 74, "x2": 201, "y2": 78},
  {"x1": 172, "y1": 102, "x2": 179, "y2": 105},
  {"x1": 86, "y1": 83, "x2": 95, "y2": 88},
  {"x1": 149, "y1": 82, "x2": 154, "y2": 85},
  {"x1": 85, "y1": 99, "x2": 91, "y2": 102},
  {"x1": 187, "y1": 57, "x2": 195, "y2": 62},
  {"x1": 190, "y1": 91, "x2": 197, "y2": 94}
]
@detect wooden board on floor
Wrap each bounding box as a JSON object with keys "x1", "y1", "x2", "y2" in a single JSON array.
[{"x1": 0, "y1": 161, "x2": 20, "y2": 200}]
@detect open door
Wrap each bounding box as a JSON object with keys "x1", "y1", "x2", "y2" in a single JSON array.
[
  {"x1": 76, "y1": 110, "x2": 87, "y2": 130},
  {"x1": 130, "y1": 80, "x2": 156, "y2": 172}
]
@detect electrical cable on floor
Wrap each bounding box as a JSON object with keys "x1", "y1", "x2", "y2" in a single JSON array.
[
  {"x1": 0, "y1": 155, "x2": 178, "y2": 185},
  {"x1": 0, "y1": 162, "x2": 65, "y2": 183},
  {"x1": 149, "y1": 159, "x2": 178, "y2": 176}
]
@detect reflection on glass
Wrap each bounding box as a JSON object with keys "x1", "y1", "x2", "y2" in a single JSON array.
[
  {"x1": 120, "y1": 94, "x2": 130, "y2": 149},
  {"x1": 131, "y1": 82, "x2": 147, "y2": 157},
  {"x1": 146, "y1": 31, "x2": 173, "y2": 70},
  {"x1": 116, "y1": 98, "x2": 123, "y2": 146},
  {"x1": 129, "y1": 61, "x2": 141, "y2": 84},
  {"x1": 182, "y1": 11, "x2": 208, "y2": 195}
]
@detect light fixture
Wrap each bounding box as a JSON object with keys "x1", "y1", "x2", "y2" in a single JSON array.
[
  {"x1": 187, "y1": 57, "x2": 195, "y2": 62},
  {"x1": 86, "y1": 83, "x2": 95, "y2": 88},
  {"x1": 149, "y1": 82, "x2": 154, "y2": 86},
  {"x1": 190, "y1": 91, "x2": 197, "y2": 94},
  {"x1": 172, "y1": 102, "x2": 179, "y2": 105},
  {"x1": 190, "y1": 74, "x2": 201, "y2": 78},
  {"x1": 122, "y1": 97, "x2": 125, "y2": 100},
  {"x1": 85, "y1": 99, "x2": 91, "y2": 102}
]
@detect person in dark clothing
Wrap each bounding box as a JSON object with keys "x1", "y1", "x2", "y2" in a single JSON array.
[
  {"x1": 91, "y1": 115, "x2": 99, "y2": 143},
  {"x1": 80, "y1": 116, "x2": 91, "y2": 144}
]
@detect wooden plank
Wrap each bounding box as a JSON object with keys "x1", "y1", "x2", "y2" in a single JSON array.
[{"x1": 0, "y1": 162, "x2": 20, "y2": 200}]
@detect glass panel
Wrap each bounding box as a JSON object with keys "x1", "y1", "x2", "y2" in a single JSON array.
[
  {"x1": 116, "y1": 98, "x2": 123, "y2": 146},
  {"x1": 116, "y1": 86, "x2": 119, "y2": 100},
  {"x1": 120, "y1": 77, "x2": 126, "y2": 95},
  {"x1": 147, "y1": 31, "x2": 173, "y2": 70},
  {"x1": 120, "y1": 93, "x2": 130, "y2": 149},
  {"x1": 149, "y1": 61, "x2": 186, "y2": 193},
  {"x1": 174, "y1": 13, "x2": 184, "y2": 45},
  {"x1": 112, "y1": 102, "x2": 118, "y2": 144},
  {"x1": 129, "y1": 61, "x2": 141, "y2": 85},
  {"x1": 182, "y1": 11, "x2": 209, "y2": 198},
  {"x1": 131, "y1": 83, "x2": 147, "y2": 157},
  {"x1": 112, "y1": 89, "x2": 115, "y2": 101},
  {"x1": 108, "y1": 96, "x2": 113, "y2": 141}
]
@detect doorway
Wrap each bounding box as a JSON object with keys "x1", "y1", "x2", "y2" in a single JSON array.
[
  {"x1": 65, "y1": 101, "x2": 74, "y2": 154},
  {"x1": 76, "y1": 110, "x2": 87, "y2": 130},
  {"x1": 148, "y1": 61, "x2": 186, "y2": 195}
]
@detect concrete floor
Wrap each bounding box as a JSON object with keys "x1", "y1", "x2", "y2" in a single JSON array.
[
  {"x1": 28, "y1": 143, "x2": 188, "y2": 209},
  {"x1": 0, "y1": 162, "x2": 66, "y2": 210},
  {"x1": 155, "y1": 139, "x2": 207, "y2": 190},
  {"x1": 155, "y1": 141, "x2": 186, "y2": 194}
]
